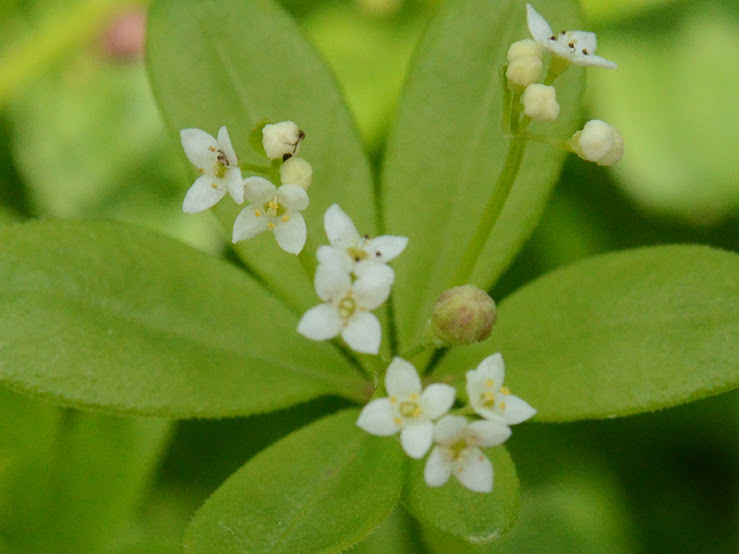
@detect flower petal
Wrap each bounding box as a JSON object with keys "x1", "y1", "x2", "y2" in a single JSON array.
[
  {"x1": 363, "y1": 235, "x2": 409, "y2": 263},
  {"x1": 501, "y1": 394, "x2": 537, "y2": 425},
  {"x1": 182, "y1": 175, "x2": 227, "y2": 214},
  {"x1": 353, "y1": 264, "x2": 394, "y2": 310},
  {"x1": 574, "y1": 52, "x2": 617, "y2": 69},
  {"x1": 243, "y1": 176, "x2": 276, "y2": 204},
  {"x1": 274, "y1": 212, "x2": 306, "y2": 255},
  {"x1": 455, "y1": 447, "x2": 493, "y2": 493},
  {"x1": 420, "y1": 384, "x2": 456, "y2": 420},
  {"x1": 314, "y1": 263, "x2": 351, "y2": 302},
  {"x1": 424, "y1": 447, "x2": 452, "y2": 487},
  {"x1": 217, "y1": 126, "x2": 239, "y2": 166},
  {"x1": 400, "y1": 420, "x2": 433, "y2": 459},
  {"x1": 324, "y1": 203, "x2": 360, "y2": 248},
  {"x1": 465, "y1": 420, "x2": 511, "y2": 448},
  {"x1": 385, "y1": 357, "x2": 421, "y2": 397},
  {"x1": 276, "y1": 184, "x2": 309, "y2": 211},
  {"x1": 227, "y1": 167, "x2": 245, "y2": 204},
  {"x1": 432, "y1": 415, "x2": 467, "y2": 446},
  {"x1": 180, "y1": 128, "x2": 218, "y2": 170},
  {"x1": 316, "y1": 245, "x2": 353, "y2": 274},
  {"x1": 357, "y1": 398, "x2": 399, "y2": 436},
  {"x1": 341, "y1": 312, "x2": 381, "y2": 354},
  {"x1": 474, "y1": 353, "x2": 506, "y2": 385},
  {"x1": 232, "y1": 205, "x2": 269, "y2": 242},
  {"x1": 297, "y1": 304, "x2": 343, "y2": 341},
  {"x1": 526, "y1": 4, "x2": 553, "y2": 45}
]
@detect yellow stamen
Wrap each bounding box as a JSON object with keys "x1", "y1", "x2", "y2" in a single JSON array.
[
  {"x1": 390, "y1": 396, "x2": 397, "y2": 404},
  {"x1": 500, "y1": 386, "x2": 511, "y2": 395},
  {"x1": 210, "y1": 183, "x2": 218, "y2": 189},
  {"x1": 409, "y1": 392, "x2": 419, "y2": 401},
  {"x1": 208, "y1": 146, "x2": 217, "y2": 152},
  {"x1": 269, "y1": 200, "x2": 279, "y2": 210},
  {"x1": 281, "y1": 215, "x2": 290, "y2": 223},
  {"x1": 499, "y1": 401, "x2": 506, "y2": 410},
  {"x1": 267, "y1": 222, "x2": 275, "y2": 230},
  {"x1": 485, "y1": 379, "x2": 494, "y2": 388},
  {"x1": 254, "y1": 209, "x2": 261, "y2": 217}
]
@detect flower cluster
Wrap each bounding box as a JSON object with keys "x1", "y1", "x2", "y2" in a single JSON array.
[
  {"x1": 180, "y1": 121, "x2": 312, "y2": 254},
  {"x1": 297, "y1": 205, "x2": 407, "y2": 354},
  {"x1": 357, "y1": 354, "x2": 535, "y2": 493},
  {"x1": 505, "y1": 4, "x2": 623, "y2": 166}
]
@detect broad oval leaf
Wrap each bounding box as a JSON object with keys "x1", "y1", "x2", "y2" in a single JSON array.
[
  {"x1": 183, "y1": 409, "x2": 404, "y2": 553},
  {"x1": 382, "y1": 0, "x2": 585, "y2": 348},
  {"x1": 440, "y1": 245, "x2": 739, "y2": 421},
  {"x1": 147, "y1": 0, "x2": 375, "y2": 311},
  {"x1": 0, "y1": 220, "x2": 365, "y2": 417},
  {"x1": 403, "y1": 446, "x2": 519, "y2": 544}
]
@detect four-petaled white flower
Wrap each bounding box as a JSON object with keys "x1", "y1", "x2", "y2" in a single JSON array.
[
  {"x1": 180, "y1": 126, "x2": 244, "y2": 213},
  {"x1": 526, "y1": 4, "x2": 616, "y2": 69},
  {"x1": 466, "y1": 353, "x2": 537, "y2": 425},
  {"x1": 232, "y1": 177, "x2": 309, "y2": 255},
  {"x1": 424, "y1": 415, "x2": 511, "y2": 493},
  {"x1": 357, "y1": 358, "x2": 456, "y2": 459},
  {"x1": 317, "y1": 204, "x2": 408, "y2": 276},
  {"x1": 297, "y1": 262, "x2": 393, "y2": 354}
]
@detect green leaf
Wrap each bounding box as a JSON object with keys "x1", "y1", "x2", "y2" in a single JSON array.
[
  {"x1": 0, "y1": 220, "x2": 365, "y2": 417},
  {"x1": 183, "y1": 409, "x2": 404, "y2": 553},
  {"x1": 382, "y1": 0, "x2": 585, "y2": 348},
  {"x1": 403, "y1": 446, "x2": 519, "y2": 544},
  {"x1": 440, "y1": 245, "x2": 739, "y2": 421},
  {"x1": 146, "y1": 0, "x2": 375, "y2": 310}
]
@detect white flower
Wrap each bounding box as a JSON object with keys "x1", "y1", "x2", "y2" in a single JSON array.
[
  {"x1": 424, "y1": 415, "x2": 511, "y2": 493},
  {"x1": 571, "y1": 120, "x2": 624, "y2": 166},
  {"x1": 357, "y1": 358, "x2": 456, "y2": 459},
  {"x1": 465, "y1": 353, "x2": 536, "y2": 425},
  {"x1": 232, "y1": 177, "x2": 309, "y2": 254},
  {"x1": 522, "y1": 84, "x2": 560, "y2": 121},
  {"x1": 279, "y1": 156, "x2": 313, "y2": 190},
  {"x1": 317, "y1": 204, "x2": 408, "y2": 275},
  {"x1": 526, "y1": 4, "x2": 617, "y2": 69},
  {"x1": 297, "y1": 262, "x2": 394, "y2": 354},
  {"x1": 180, "y1": 126, "x2": 244, "y2": 213},
  {"x1": 262, "y1": 121, "x2": 304, "y2": 160}
]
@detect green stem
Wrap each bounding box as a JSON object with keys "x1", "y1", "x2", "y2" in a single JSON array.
[
  {"x1": 399, "y1": 343, "x2": 429, "y2": 361},
  {"x1": 449, "y1": 135, "x2": 527, "y2": 286},
  {"x1": 297, "y1": 235, "x2": 317, "y2": 282}
]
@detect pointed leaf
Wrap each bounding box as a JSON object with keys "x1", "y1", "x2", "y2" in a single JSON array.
[
  {"x1": 183, "y1": 409, "x2": 404, "y2": 553},
  {"x1": 146, "y1": 0, "x2": 375, "y2": 310},
  {"x1": 382, "y1": 0, "x2": 585, "y2": 347},
  {"x1": 403, "y1": 446, "x2": 519, "y2": 544},
  {"x1": 440, "y1": 245, "x2": 739, "y2": 421},
  {"x1": 0, "y1": 220, "x2": 364, "y2": 417}
]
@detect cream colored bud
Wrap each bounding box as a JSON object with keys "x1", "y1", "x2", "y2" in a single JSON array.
[
  {"x1": 572, "y1": 120, "x2": 624, "y2": 166},
  {"x1": 280, "y1": 156, "x2": 313, "y2": 190},
  {"x1": 506, "y1": 56, "x2": 542, "y2": 89},
  {"x1": 422, "y1": 285, "x2": 497, "y2": 348},
  {"x1": 262, "y1": 121, "x2": 304, "y2": 160},
  {"x1": 507, "y1": 39, "x2": 543, "y2": 63},
  {"x1": 521, "y1": 84, "x2": 560, "y2": 122}
]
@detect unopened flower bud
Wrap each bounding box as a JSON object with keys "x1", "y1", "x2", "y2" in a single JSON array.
[
  {"x1": 506, "y1": 56, "x2": 542, "y2": 89},
  {"x1": 570, "y1": 120, "x2": 624, "y2": 166},
  {"x1": 507, "y1": 39, "x2": 543, "y2": 63},
  {"x1": 262, "y1": 121, "x2": 305, "y2": 160},
  {"x1": 423, "y1": 285, "x2": 497, "y2": 348},
  {"x1": 280, "y1": 156, "x2": 313, "y2": 190},
  {"x1": 522, "y1": 84, "x2": 560, "y2": 122}
]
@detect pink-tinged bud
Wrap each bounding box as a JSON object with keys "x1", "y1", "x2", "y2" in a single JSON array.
[{"x1": 423, "y1": 285, "x2": 497, "y2": 348}]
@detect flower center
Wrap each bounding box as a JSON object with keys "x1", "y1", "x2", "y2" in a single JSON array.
[
  {"x1": 347, "y1": 246, "x2": 368, "y2": 263},
  {"x1": 263, "y1": 198, "x2": 286, "y2": 219},
  {"x1": 337, "y1": 295, "x2": 356, "y2": 319},
  {"x1": 399, "y1": 400, "x2": 422, "y2": 419},
  {"x1": 448, "y1": 440, "x2": 468, "y2": 460}
]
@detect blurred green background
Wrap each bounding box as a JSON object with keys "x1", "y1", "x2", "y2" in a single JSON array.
[{"x1": 0, "y1": 0, "x2": 736, "y2": 551}]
